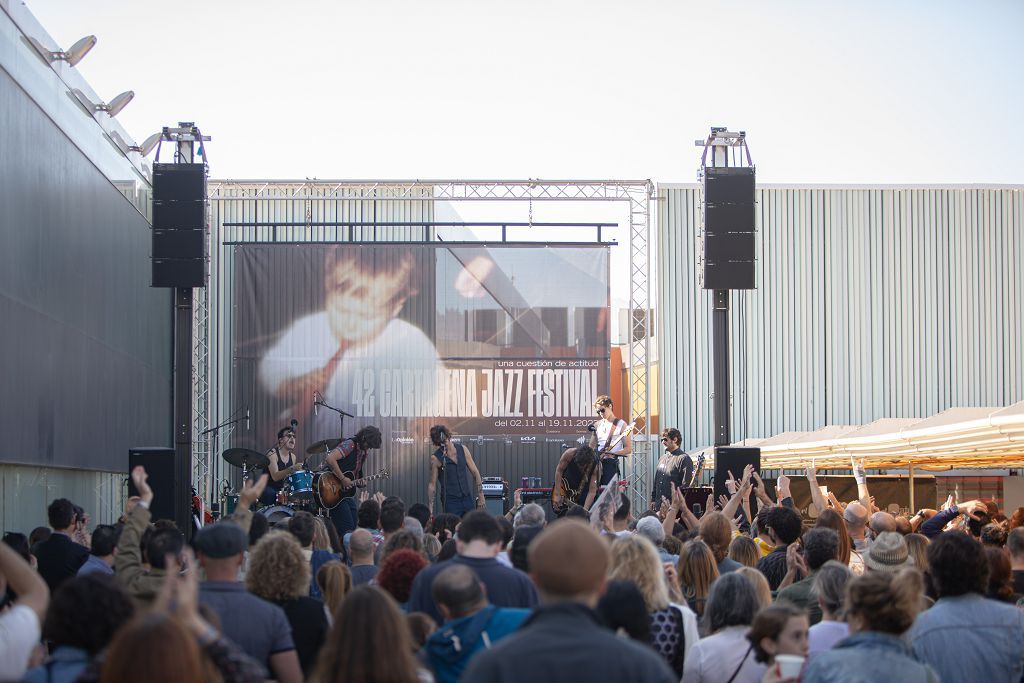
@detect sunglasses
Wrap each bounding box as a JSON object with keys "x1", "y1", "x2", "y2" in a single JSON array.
[{"x1": 596, "y1": 408, "x2": 607, "y2": 415}]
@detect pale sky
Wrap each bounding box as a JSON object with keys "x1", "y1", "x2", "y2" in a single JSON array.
[{"x1": 24, "y1": 0, "x2": 1024, "y2": 185}]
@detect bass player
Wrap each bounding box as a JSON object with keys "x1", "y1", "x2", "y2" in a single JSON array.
[
  {"x1": 551, "y1": 444, "x2": 600, "y2": 515},
  {"x1": 594, "y1": 395, "x2": 631, "y2": 487},
  {"x1": 324, "y1": 425, "x2": 383, "y2": 537}
]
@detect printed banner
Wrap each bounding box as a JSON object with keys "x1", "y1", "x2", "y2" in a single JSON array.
[{"x1": 232, "y1": 243, "x2": 610, "y2": 450}]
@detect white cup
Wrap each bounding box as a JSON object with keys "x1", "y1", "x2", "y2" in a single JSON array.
[{"x1": 775, "y1": 654, "x2": 805, "y2": 678}]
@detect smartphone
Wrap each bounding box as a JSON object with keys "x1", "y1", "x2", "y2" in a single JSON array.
[{"x1": 693, "y1": 503, "x2": 702, "y2": 516}]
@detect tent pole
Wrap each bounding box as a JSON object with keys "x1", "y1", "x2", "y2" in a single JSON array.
[{"x1": 908, "y1": 461, "x2": 915, "y2": 513}]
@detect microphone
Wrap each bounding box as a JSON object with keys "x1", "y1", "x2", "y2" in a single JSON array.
[
  {"x1": 291, "y1": 418, "x2": 298, "y2": 431},
  {"x1": 246, "y1": 408, "x2": 250, "y2": 430},
  {"x1": 313, "y1": 392, "x2": 319, "y2": 416}
]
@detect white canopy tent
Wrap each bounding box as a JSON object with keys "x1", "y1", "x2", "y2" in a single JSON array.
[{"x1": 703, "y1": 401, "x2": 1024, "y2": 471}]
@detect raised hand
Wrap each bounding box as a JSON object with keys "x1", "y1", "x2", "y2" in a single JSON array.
[
  {"x1": 238, "y1": 473, "x2": 269, "y2": 508},
  {"x1": 131, "y1": 466, "x2": 154, "y2": 505}
]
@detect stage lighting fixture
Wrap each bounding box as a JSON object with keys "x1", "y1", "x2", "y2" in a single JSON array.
[
  {"x1": 94, "y1": 90, "x2": 135, "y2": 117},
  {"x1": 35, "y1": 35, "x2": 97, "y2": 67}
]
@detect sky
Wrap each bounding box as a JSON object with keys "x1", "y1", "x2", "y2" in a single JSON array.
[{"x1": 24, "y1": 0, "x2": 1024, "y2": 185}]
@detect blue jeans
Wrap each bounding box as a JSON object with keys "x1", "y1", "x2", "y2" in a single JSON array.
[
  {"x1": 444, "y1": 495, "x2": 476, "y2": 517},
  {"x1": 329, "y1": 497, "x2": 358, "y2": 538}
]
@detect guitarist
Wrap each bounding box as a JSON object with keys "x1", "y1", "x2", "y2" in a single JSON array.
[
  {"x1": 651, "y1": 427, "x2": 693, "y2": 508},
  {"x1": 593, "y1": 396, "x2": 631, "y2": 487},
  {"x1": 427, "y1": 425, "x2": 485, "y2": 517},
  {"x1": 325, "y1": 425, "x2": 383, "y2": 537},
  {"x1": 551, "y1": 444, "x2": 600, "y2": 515}
]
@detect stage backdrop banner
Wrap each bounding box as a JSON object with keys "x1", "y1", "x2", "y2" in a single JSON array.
[{"x1": 232, "y1": 243, "x2": 611, "y2": 457}]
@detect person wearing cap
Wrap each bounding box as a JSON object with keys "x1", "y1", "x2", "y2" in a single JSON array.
[
  {"x1": 461, "y1": 519, "x2": 676, "y2": 683},
  {"x1": 195, "y1": 476, "x2": 302, "y2": 683}
]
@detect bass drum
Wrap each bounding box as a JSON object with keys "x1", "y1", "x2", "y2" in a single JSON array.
[{"x1": 258, "y1": 505, "x2": 295, "y2": 525}]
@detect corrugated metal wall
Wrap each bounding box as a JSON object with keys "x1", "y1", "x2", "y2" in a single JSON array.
[{"x1": 658, "y1": 185, "x2": 1024, "y2": 451}]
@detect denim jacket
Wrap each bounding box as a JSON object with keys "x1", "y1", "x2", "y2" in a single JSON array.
[
  {"x1": 802, "y1": 631, "x2": 938, "y2": 683},
  {"x1": 911, "y1": 593, "x2": 1024, "y2": 683}
]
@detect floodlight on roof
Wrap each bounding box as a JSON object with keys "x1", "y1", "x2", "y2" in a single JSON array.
[
  {"x1": 34, "y1": 35, "x2": 98, "y2": 67},
  {"x1": 94, "y1": 90, "x2": 134, "y2": 117}
]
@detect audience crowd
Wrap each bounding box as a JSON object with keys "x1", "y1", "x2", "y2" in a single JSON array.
[{"x1": 3, "y1": 456, "x2": 1024, "y2": 683}]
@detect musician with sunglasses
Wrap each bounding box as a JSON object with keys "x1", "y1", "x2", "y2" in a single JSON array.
[
  {"x1": 651, "y1": 428, "x2": 693, "y2": 508},
  {"x1": 593, "y1": 395, "x2": 631, "y2": 487}
]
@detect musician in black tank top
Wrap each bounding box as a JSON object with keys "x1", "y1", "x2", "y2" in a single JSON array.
[
  {"x1": 260, "y1": 426, "x2": 303, "y2": 506},
  {"x1": 552, "y1": 445, "x2": 600, "y2": 513},
  {"x1": 427, "y1": 425, "x2": 485, "y2": 517}
]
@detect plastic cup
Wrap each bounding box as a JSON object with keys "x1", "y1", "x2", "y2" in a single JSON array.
[{"x1": 775, "y1": 655, "x2": 805, "y2": 678}]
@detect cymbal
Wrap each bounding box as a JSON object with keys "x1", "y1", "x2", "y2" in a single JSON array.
[
  {"x1": 306, "y1": 438, "x2": 341, "y2": 455},
  {"x1": 222, "y1": 448, "x2": 269, "y2": 469}
]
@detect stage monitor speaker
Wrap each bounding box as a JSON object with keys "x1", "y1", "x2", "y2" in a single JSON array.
[
  {"x1": 713, "y1": 446, "x2": 761, "y2": 505},
  {"x1": 128, "y1": 447, "x2": 181, "y2": 524},
  {"x1": 153, "y1": 229, "x2": 206, "y2": 260},
  {"x1": 703, "y1": 261, "x2": 755, "y2": 290},
  {"x1": 152, "y1": 163, "x2": 205, "y2": 202},
  {"x1": 152, "y1": 258, "x2": 206, "y2": 288}
]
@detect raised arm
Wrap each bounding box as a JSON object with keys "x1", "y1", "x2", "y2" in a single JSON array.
[
  {"x1": 806, "y1": 464, "x2": 828, "y2": 515},
  {"x1": 721, "y1": 465, "x2": 754, "y2": 520},
  {"x1": 0, "y1": 535, "x2": 48, "y2": 622},
  {"x1": 852, "y1": 457, "x2": 870, "y2": 510}
]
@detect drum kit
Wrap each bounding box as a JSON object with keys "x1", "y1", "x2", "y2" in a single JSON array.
[{"x1": 220, "y1": 438, "x2": 347, "y2": 522}]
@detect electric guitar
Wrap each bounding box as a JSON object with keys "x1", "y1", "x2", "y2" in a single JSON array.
[
  {"x1": 314, "y1": 468, "x2": 391, "y2": 509},
  {"x1": 552, "y1": 422, "x2": 636, "y2": 514}
]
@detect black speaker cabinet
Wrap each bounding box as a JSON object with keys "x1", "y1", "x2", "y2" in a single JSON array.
[
  {"x1": 152, "y1": 258, "x2": 206, "y2": 288},
  {"x1": 153, "y1": 229, "x2": 206, "y2": 260},
  {"x1": 128, "y1": 447, "x2": 182, "y2": 523},
  {"x1": 703, "y1": 261, "x2": 756, "y2": 290},
  {"x1": 152, "y1": 163, "x2": 205, "y2": 202},
  {"x1": 704, "y1": 167, "x2": 755, "y2": 205},
  {"x1": 703, "y1": 166, "x2": 756, "y2": 290},
  {"x1": 713, "y1": 447, "x2": 762, "y2": 505},
  {"x1": 153, "y1": 199, "x2": 205, "y2": 231}
]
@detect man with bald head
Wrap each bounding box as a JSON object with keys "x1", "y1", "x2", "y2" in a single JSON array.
[
  {"x1": 424, "y1": 565, "x2": 530, "y2": 683},
  {"x1": 348, "y1": 528, "x2": 378, "y2": 586},
  {"x1": 462, "y1": 519, "x2": 676, "y2": 683},
  {"x1": 844, "y1": 501, "x2": 871, "y2": 552},
  {"x1": 869, "y1": 511, "x2": 897, "y2": 536}
]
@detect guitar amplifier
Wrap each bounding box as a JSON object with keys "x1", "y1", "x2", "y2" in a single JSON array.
[{"x1": 482, "y1": 477, "x2": 508, "y2": 516}]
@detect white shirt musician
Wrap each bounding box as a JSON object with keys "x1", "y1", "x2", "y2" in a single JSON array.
[{"x1": 593, "y1": 395, "x2": 631, "y2": 486}]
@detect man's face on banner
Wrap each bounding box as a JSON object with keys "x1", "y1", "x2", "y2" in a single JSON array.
[{"x1": 325, "y1": 256, "x2": 414, "y2": 343}]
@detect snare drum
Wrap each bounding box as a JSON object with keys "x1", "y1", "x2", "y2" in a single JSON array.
[
  {"x1": 224, "y1": 494, "x2": 240, "y2": 515},
  {"x1": 275, "y1": 489, "x2": 290, "y2": 505},
  {"x1": 287, "y1": 470, "x2": 314, "y2": 502},
  {"x1": 258, "y1": 505, "x2": 295, "y2": 524}
]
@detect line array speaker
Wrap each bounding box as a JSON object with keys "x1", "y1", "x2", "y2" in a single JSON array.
[
  {"x1": 151, "y1": 163, "x2": 207, "y2": 288},
  {"x1": 703, "y1": 166, "x2": 756, "y2": 290}
]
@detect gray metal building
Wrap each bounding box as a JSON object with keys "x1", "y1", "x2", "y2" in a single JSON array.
[
  {"x1": 0, "y1": 1, "x2": 171, "y2": 532},
  {"x1": 657, "y1": 184, "x2": 1024, "y2": 452}
]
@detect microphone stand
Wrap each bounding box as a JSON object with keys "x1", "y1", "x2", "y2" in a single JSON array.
[
  {"x1": 313, "y1": 395, "x2": 354, "y2": 438},
  {"x1": 201, "y1": 407, "x2": 249, "y2": 518}
]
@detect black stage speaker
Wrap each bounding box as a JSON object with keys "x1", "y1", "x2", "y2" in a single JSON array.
[
  {"x1": 151, "y1": 163, "x2": 207, "y2": 288},
  {"x1": 713, "y1": 446, "x2": 761, "y2": 505},
  {"x1": 703, "y1": 166, "x2": 755, "y2": 290},
  {"x1": 128, "y1": 447, "x2": 181, "y2": 523}
]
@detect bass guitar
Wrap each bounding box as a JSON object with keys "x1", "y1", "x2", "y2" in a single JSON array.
[
  {"x1": 314, "y1": 468, "x2": 391, "y2": 510},
  {"x1": 551, "y1": 422, "x2": 636, "y2": 514}
]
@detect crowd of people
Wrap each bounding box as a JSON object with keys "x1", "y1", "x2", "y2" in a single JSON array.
[{"x1": 3, "y1": 454, "x2": 1024, "y2": 683}]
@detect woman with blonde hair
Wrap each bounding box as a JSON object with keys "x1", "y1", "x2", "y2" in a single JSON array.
[
  {"x1": 677, "y1": 540, "x2": 720, "y2": 616},
  {"x1": 246, "y1": 531, "x2": 328, "y2": 677},
  {"x1": 316, "y1": 561, "x2": 352, "y2": 625},
  {"x1": 903, "y1": 533, "x2": 930, "y2": 573},
  {"x1": 736, "y1": 566, "x2": 773, "y2": 609},
  {"x1": 312, "y1": 516, "x2": 332, "y2": 551},
  {"x1": 728, "y1": 535, "x2": 760, "y2": 568},
  {"x1": 609, "y1": 535, "x2": 699, "y2": 676}
]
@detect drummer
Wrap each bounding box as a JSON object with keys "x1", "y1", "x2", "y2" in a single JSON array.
[{"x1": 260, "y1": 426, "x2": 305, "y2": 506}]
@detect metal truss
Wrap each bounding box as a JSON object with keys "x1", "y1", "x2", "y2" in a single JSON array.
[{"x1": 200, "y1": 179, "x2": 655, "y2": 512}]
